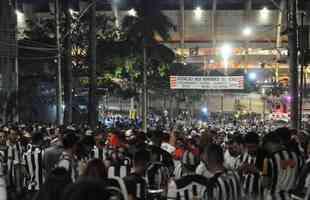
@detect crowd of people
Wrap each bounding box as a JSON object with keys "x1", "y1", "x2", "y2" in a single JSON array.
[{"x1": 0, "y1": 122, "x2": 309, "y2": 200}]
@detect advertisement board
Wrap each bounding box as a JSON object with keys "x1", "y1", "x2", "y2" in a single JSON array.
[{"x1": 170, "y1": 76, "x2": 244, "y2": 90}]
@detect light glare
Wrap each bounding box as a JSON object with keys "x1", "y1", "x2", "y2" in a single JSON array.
[
  {"x1": 221, "y1": 44, "x2": 232, "y2": 60},
  {"x1": 243, "y1": 27, "x2": 252, "y2": 36},
  {"x1": 223, "y1": 59, "x2": 229, "y2": 69},
  {"x1": 202, "y1": 107, "x2": 208, "y2": 113},
  {"x1": 128, "y1": 8, "x2": 137, "y2": 17},
  {"x1": 69, "y1": 9, "x2": 78, "y2": 16},
  {"x1": 248, "y1": 72, "x2": 257, "y2": 80},
  {"x1": 261, "y1": 7, "x2": 269, "y2": 13},
  {"x1": 194, "y1": 7, "x2": 203, "y2": 19},
  {"x1": 15, "y1": 10, "x2": 25, "y2": 28},
  {"x1": 260, "y1": 7, "x2": 269, "y2": 22}
]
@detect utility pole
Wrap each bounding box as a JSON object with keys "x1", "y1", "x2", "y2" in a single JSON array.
[
  {"x1": 275, "y1": 0, "x2": 285, "y2": 83},
  {"x1": 244, "y1": 0, "x2": 252, "y2": 72},
  {"x1": 287, "y1": 0, "x2": 299, "y2": 129},
  {"x1": 0, "y1": 0, "x2": 12, "y2": 123},
  {"x1": 55, "y1": 0, "x2": 63, "y2": 125},
  {"x1": 63, "y1": 0, "x2": 73, "y2": 125},
  {"x1": 88, "y1": 0, "x2": 97, "y2": 129},
  {"x1": 180, "y1": 0, "x2": 185, "y2": 53},
  {"x1": 14, "y1": 0, "x2": 19, "y2": 123},
  {"x1": 211, "y1": 0, "x2": 217, "y2": 53},
  {"x1": 142, "y1": 40, "x2": 147, "y2": 133},
  {"x1": 299, "y1": 12, "x2": 308, "y2": 129}
]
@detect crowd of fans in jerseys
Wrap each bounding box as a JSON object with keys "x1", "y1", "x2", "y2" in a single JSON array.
[{"x1": 0, "y1": 122, "x2": 310, "y2": 200}]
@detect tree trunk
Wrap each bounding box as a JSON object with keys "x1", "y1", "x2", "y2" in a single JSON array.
[
  {"x1": 63, "y1": 0, "x2": 73, "y2": 125},
  {"x1": 0, "y1": 0, "x2": 15, "y2": 124},
  {"x1": 88, "y1": 0, "x2": 97, "y2": 129}
]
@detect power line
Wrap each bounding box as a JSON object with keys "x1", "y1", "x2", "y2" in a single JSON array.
[
  {"x1": 0, "y1": 41, "x2": 57, "y2": 51},
  {"x1": 18, "y1": 56, "x2": 57, "y2": 60},
  {"x1": 22, "y1": 39, "x2": 57, "y2": 48}
]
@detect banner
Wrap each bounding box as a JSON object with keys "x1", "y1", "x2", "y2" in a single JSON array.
[{"x1": 170, "y1": 76, "x2": 244, "y2": 90}]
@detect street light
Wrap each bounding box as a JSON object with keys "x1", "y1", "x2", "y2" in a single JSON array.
[
  {"x1": 248, "y1": 72, "x2": 257, "y2": 80},
  {"x1": 128, "y1": 8, "x2": 137, "y2": 17},
  {"x1": 221, "y1": 44, "x2": 232, "y2": 59},
  {"x1": 260, "y1": 7, "x2": 269, "y2": 22},
  {"x1": 261, "y1": 7, "x2": 269, "y2": 14},
  {"x1": 15, "y1": 9, "x2": 23, "y2": 18},
  {"x1": 202, "y1": 107, "x2": 208, "y2": 114},
  {"x1": 242, "y1": 27, "x2": 252, "y2": 36},
  {"x1": 221, "y1": 44, "x2": 232, "y2": 75},
  {"x1": 15, "y1": 9, "x2": 24, "y2": 28},
  {"x1": 194, "y1": 6, "x2": 203, "y2": 19},
  {"x1": 223, "y1": 59, "x2": 229, "y2": 71}
]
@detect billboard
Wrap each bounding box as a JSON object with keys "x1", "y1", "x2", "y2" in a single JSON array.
[{"x1": 170, "y1": 76, "x2": 244, "y2": 90}]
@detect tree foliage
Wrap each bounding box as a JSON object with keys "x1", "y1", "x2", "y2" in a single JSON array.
[{"x1": 19, "y1": 2, "x2": 177, "y2": 119}]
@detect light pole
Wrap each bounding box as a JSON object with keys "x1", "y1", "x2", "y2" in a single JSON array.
[
  {"x1": 299, "y1": 12, "x2": 307, "y2": 130},
  {"x1": 14, "y1": 0, "x2": 19, "y2": 122},
  {"x1": 287, "y1": 0, "x2": 299, "y2": 129},
  {"x1": 89, "y1": 0, "x2": 97, "y2": 129}
]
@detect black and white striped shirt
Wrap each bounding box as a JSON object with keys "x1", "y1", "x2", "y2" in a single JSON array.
[
  {"x1": 6, "y1": 141, "x2": 24, "y2": 188},
  {"x1": 167, "y1": 174, "x2": 208, "y2": 200},
  {"x1": 235, "y1": 153, "x2": 261, "y2": 199},
  {"x1": 56, "y1": 152, "x2": 78, "y2": 182},
  {"x1": 91, "y1": 146, "x2": 108, "y2": 161},
  {"x1": 145, "y1": 162, "x2": 170, "y2": 192},
  {"x1": 148, "y1": 145, "x2": 174, "y2": 175},
  {"x1": 292, "y1": 159, "x2": 310, "y2": 199},
  {"x1": 0, "y1": 145, "x2": 7, "y2": 200},
  {"x1": 206, "y1": 170, "x2": 242, "y2": 200},
  {"x1": 108, "y1": 159, "x2": 132, "y2": 179},
  {"x1": 174, "y1": 162, "x2": 185, "y2": 179},
  {"x1": 242, "y1": 171, "x2": 261, "y2": 199},
  {"x1": 234, "y1": 152, "x2": 256, "y2": 170},
  {"x1": 24, "y1": 145, "x2": 44, "y2": 191},
  {"x1": 0, "y1": 146, "x2": 8, "y2": 177},
  {"x1": 261, "y1": 149, "x2": 303, "y2": 200},
  {"x1": 108, "y1": 165, "x2": 131, "y2": 179},
  {"x1": 104, "y1": 176, "x2": 129, "y2": 200},
  {"x1": 124, "y1": 173, "x2": 147, "y2": 200},
  {"x1": 305, "y1": 187, "x2": 310, "y2": 200}
]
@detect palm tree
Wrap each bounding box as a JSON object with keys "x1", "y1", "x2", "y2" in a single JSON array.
[{"x1": 122, "y1": 0, "x2": 175, "y2": 132}]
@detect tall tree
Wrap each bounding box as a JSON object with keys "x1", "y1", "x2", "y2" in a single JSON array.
[
  {"x1": 122, "y1": 0, "x2": 175, "y2": 132},
  {"x1": 0, "y1": 0, "x2": 17, "y2": 123},
  {"x1": 88, "y1": 0, "x2": 97, "y2": 129},
  {"x1": 63, "y1": 0, "x2": 73, "y2": 125}
]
